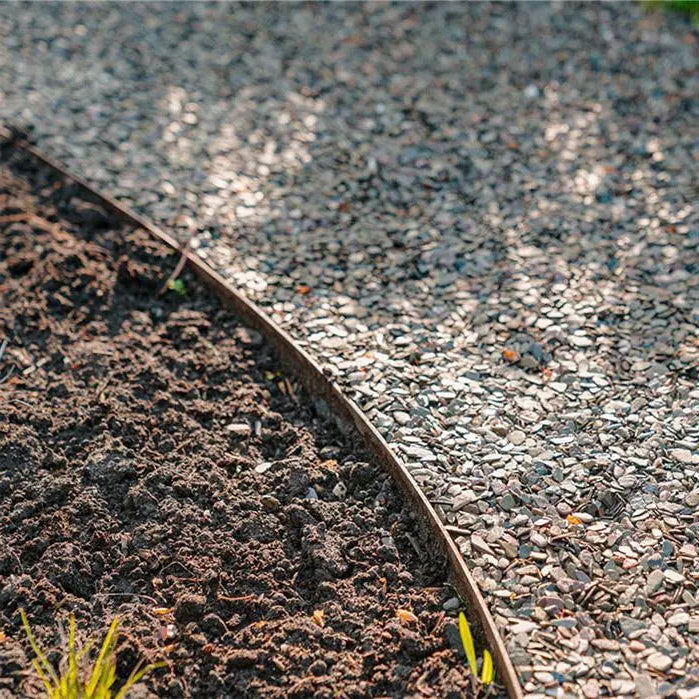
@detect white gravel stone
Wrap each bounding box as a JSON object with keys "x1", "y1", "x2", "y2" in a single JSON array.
[
  {"x1": 646, "y1": 652, "x2": 672, "y2": 673},
  {"x1": 225, "y1": 423, "x2": 252, "y2": 437},
  {"x1": 646, "y1": 570, "x2": 664, "y2": 595},
  {"x1": 508, "y1": 430, "x2": 526, "y2": 446},
  {"x1": 664, "y1": 570, "x2": 686, "y2": 585},
  {"x1": 393, "y1": 411, "x2": 410, "y2": 426},
  {"x1": 668, "y1": 612, "x2": 690, "y2": 627},
  {"x1": 671, "y1": 448, "x2": 692, "y2": 464}
]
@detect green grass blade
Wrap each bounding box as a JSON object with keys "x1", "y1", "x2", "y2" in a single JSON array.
[
  {"x1": 481, "y1": 649, "x2": 494, "y2": 685},
  {"x1": 76, "y1": 638, "x2": 96, "y2": 662},
  {"x1": 114, "y1": 662, "x2": 167, "y2": 699},
  {"x1": 31, "y1": 659, "x2": 54, "y2": 695},
  {"x1": 58, "y1": 671, "x2": 69, "y2": 696},
  {"x1": 645, "y1": 0, "x2": 699, "y2": 22},
  {"x1": 96, "y1": 658, "x2": 116, "y2": 696},
  {"x1": 93, "y1": 647, "x2": 116, "y2": 696},
  {"x1": 21, "y1": 611, "x2": 162, "y2": 699},
  {"x1": 66, "y1": 615, "x2": 78, "y2": 696},
  {"x1": 20, "y1": 609, "x2": 60, "y2": 688},
  {"x1": 458, "y1": 611, "x2": 478, "y2": 676},
  {"x1": 85, "y1": 617, "x2": 120, "y2": 696}
]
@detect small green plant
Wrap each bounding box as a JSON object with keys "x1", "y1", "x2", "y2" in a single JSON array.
[
  {"x1": 458, "y1": 611, "x2": 494, "y2": 686},
  {"x1": 20, "y1": 609, "x2": 164, "y2": 698},
  {"x1": 167, "y1": 278, "x2": 187, "y2": 296},
  {"x1": 645, "y1": 0, "x2": 699, "y2": 23}
]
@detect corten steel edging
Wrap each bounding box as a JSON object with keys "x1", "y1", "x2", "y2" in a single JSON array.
[{"x1": 5, "y1": 133, "x2": 523, "y2": 699}]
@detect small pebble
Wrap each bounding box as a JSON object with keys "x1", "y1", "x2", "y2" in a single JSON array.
[
  {"x1": 393, "y1": 411, "x2": 411, "y2": 425},
  {"x1": 226, "y1": 423, "x2": 252, "y2": 437},
  {"x1": 442, "y1": 597, "x2": 461, "y2": 612},
  {"x1": 664, "y1": 569, "x2": 686, "y2": 585},
  {"x1": 671, "y1": 448, "x2": 692, "y2": 464},
  {"x1": 508, "y1": 430, "x2": 526, "y2": 446},
  {"x1": 646, "y1": 569, "x2": 664, "y2": 595},
  {"x1": 646, "y1": 652, "x2": 672, "y2": 673},
  {"x1": 668, "y1": 612, "x2": 690, "y2": 627}
]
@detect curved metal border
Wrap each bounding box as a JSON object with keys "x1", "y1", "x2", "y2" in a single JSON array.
[{"x1": 3, "y1": 131, "x2": 523, "y2": 698}]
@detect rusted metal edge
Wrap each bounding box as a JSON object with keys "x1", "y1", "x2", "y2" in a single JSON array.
[{"x1": 3, "y1": 131, "x2": 523, "y2": 699}]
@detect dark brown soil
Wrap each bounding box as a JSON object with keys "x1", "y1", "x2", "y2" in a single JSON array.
[{"x1": 0, "y1": 148, "x2": 474, "y2": 697}]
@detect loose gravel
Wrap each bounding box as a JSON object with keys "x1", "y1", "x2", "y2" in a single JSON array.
[{"x1": 1, "y1": 3, "x2": 698, "y2": 696}]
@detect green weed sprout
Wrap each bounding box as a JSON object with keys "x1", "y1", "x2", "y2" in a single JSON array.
[
  {"x1": 20, "y1": 609, "x2": 164, "y2": 698},
  {"x1": 458, "y1": 611, "x2": 494, "y2": 686},
  {"x1": 167, "y1": 278, "x2": 187, "y2": 296}
]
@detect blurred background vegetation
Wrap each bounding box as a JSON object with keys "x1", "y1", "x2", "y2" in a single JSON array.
[{"x1": 648, "y1": 0, "x2": 699, "y2": 23}]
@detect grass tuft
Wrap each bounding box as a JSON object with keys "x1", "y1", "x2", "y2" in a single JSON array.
[
  {"x1": 458, "y1": 610, "x2": 494, "y2": 688},
  {"x1": 20, "y1": 609, "x2": 164, "y2": 698}
]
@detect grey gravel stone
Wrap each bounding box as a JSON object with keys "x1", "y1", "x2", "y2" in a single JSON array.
[
  {"x1": 500, "y1": 493, "x2": 516, "y2": 511},
  {"x1": 332, "y1": 481, "x2": 347, "y2": 499},
  {"x1": 442, "y1": 597, "x2": 461, "y2": 612},
  {"x1": 393, "y1": 411, "x2": 411, "y2": 426},
  {"x1": 664, "y1": 569, "x2": 686, "y2": 585},
  {"x1": 646, "y1": 570, "x2": 664, "y2": 595},
  {"x1": 635, "y1": 675, "x2": 655, "y2": 698}
]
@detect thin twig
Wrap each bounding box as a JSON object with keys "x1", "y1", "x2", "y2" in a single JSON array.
[
  {"x1": 96, "y1": 376, "x2": 111, "y2": 400},
  {"x1": 0, "y1": 365, "x2": 15, "y2": 384},
  {"x1": 92, "y1": 591, "x2": 162, "y2": 606},
  {"x1": 217, "y1": 594, "x2": 256, "y2": 604},
  {"x1": 158, "y1": 231, "x2": 197, "y2": 297}
]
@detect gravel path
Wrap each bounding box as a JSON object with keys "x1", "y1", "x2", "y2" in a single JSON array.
[{"x1": 2, "y1": 3, "x2": 698, "y2": 696}]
